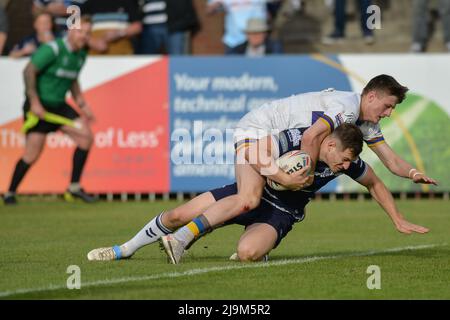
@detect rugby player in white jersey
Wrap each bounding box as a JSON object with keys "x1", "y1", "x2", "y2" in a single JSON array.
[
  {"x1": 87, "y1": 124, "x2": 429, "y2": 263},
  {"x1": 151, "y1": 75, "x2": 437, "y2": 261}
]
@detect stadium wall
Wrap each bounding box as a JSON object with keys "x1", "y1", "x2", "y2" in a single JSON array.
[{"x1": 0, "y1": 55, "x2": 449, "y2": 194}]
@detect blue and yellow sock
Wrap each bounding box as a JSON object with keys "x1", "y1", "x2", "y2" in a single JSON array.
[{"x1": 173, "y1": 215, "x2": 211, "y2": 248}]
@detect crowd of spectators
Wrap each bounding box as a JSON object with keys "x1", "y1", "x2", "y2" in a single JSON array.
[
  {"x1": 0, "y1": 0, "x2": 449, "y2": 57},
  {"x1": 321, "y1": 0, "x2": 375, "y2": 45},
  {"x1": 0, "y1": 0, "x2": 281, "y2": 57},
  {"x1": 411, "y1": 0, "x2": 450, "y2": 53}
]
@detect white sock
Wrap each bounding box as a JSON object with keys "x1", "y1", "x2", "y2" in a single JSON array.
[
  {"x1": 119, "y1": 212, "x2": 172, "y2": 257},
  {"x1": 173, "y1": 226, "x2": 196, "y2": 248}
]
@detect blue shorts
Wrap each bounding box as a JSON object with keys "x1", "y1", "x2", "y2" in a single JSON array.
[{"x1": 210, "y1": 183, "x2": 301, "y2": 248}]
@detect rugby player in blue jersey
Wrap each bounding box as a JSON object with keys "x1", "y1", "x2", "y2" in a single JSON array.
[{"x1": 87, "y1": 124, "x2": 429, "y2": 263}]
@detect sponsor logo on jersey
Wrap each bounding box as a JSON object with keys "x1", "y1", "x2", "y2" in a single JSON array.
[
  {"x1": 314, "y1": 167, "x2": 335, "y2": 178},
  {"x1": 343, "y1": 112, "x2": 356, "y2": 124},
  {"x1": 279, "y1": 132, "x2": 289, "y2": 154},
  {"x1": 286, "y1": 129, "x2": 301, "y2": 147},
  {"x1": 335, "y1": 113, "x2": 344, "y2": 126},
  {"x1": 56, "y1": 68, "x2": 78, "y2": 79}
]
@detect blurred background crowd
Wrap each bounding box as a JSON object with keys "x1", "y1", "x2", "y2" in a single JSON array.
[{"x1": 0, "y1": 0, "x2": 449, "y2": 58}]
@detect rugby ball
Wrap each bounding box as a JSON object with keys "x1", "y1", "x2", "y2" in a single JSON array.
[{"x1": 267, "y1": 150, "x2": 311, "y2": 191}]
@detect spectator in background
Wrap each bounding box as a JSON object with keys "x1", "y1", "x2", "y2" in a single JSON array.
[
  {"x1": 233, "y1": 17, "x2": 283, "y2": 56},
  {"x1": 206, "y1": 0, "x2": 267, "y2": 54},
  {"x1": 9, "y1": 12, "x2": 55, "y2": 58},
  {"x1": 411, "y1": 0, "x2": 450, "y2": 52},
  {"x1": 79, "y1": 0, "x2": 142, "y2": 55},
  {"x1": 322, "y1": 0, "x2": 375, "y2": 45},
  {"x1": 138, "y1": 0, "x2": 199, "y2": 55},
  {"x1": 0, "y1": 3, "x2": 8, "y2": 55},
  {"x1": 270, "y1": 0, "x2": 302, "y2": 43},
  {"x1": 138, "y1": 0, "x2": 168, "y2": 54},
  {"x1": 166, "y1": 0, "x2": 200, "y2": 54},
  {"x1": 32, "y1": 0, "x2": 69, "y2": 36},
  {"x1": 266, "y1": 0, "x2": 283, "y2": 21}
]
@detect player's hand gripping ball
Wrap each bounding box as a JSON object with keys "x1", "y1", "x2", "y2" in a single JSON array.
[{"x1": 267, "y1": 150, "x2": 311, "y2": 191}]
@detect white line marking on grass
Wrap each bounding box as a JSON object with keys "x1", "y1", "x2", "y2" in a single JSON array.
[{"x1": 0, "y1": 243, "x2": 445, "y2": 298}]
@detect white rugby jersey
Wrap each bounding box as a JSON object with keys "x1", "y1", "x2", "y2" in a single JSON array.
[{"x1": 235, "y1": 89, "x2": 385, "y2": 148}]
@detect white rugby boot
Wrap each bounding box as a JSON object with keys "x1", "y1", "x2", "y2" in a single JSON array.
[
  {"x1": 87, "y1": 245, "x2": 124, "y2": 261},
  {"x1": 160, "y1": 234, "x2": 185, "y2": 264}
]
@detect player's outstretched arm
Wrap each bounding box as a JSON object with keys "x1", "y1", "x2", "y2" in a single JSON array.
[
  {"x1": 357, "y1": 164, "x2": 429, "y2": 235},
  {"x1": 370, "y1": 142, "x2": 438, "y2": 185}
]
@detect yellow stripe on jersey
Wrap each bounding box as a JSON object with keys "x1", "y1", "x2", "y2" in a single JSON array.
[
  {"x1": 319, "y1": 117, "x2": 332, "y2": 132},
  {"x1": 235, "y1": 142, "x2": 253, "y2": 153},
  {"x1": 368, "y1": 140, "x2": 386, "y2": 148},
  {"x1": 366, "y1": 136, "x2": 385, "y2": 148},
  {"x1": 234, "y1": 138, "x2": 257, "y2": 153}
]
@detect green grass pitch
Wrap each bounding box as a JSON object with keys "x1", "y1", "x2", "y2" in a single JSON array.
[{"x1": 0, "y1": 198, "x2": 449, "y2": 299}]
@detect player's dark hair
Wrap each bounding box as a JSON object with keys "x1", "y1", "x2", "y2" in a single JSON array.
[
  {"x1": 332, "y1": 123, "x2": 363, "y2": 157},
  {"x1": 362, "y1": 74, "x2": 409, "y2": 104}
]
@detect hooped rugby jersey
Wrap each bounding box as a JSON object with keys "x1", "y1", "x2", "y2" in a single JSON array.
[
  {"x1": 261, "y1": 127, "x2": 368, "y2": 219},
  {"x1": 236, "y1": 89, "x2": 385, "y2": 148}
]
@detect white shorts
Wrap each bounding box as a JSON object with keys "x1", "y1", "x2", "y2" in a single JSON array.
[
  {"x1": 233, "y1": 126, "x2": 281, "y2": 160},
  {"x1": 233, "y1": 128, "x2": 264, "y2": 154},
  {"x1": 233, "y1": 127, "x2": 268, "y2": 143},
  {"x1": 233, "y1": 103, "x2": 283, "y2": 153}
]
